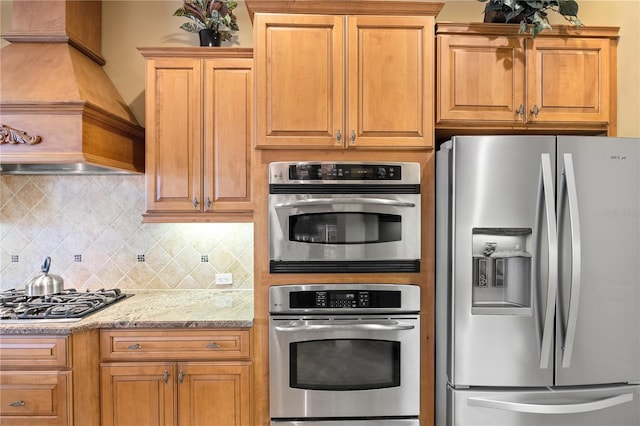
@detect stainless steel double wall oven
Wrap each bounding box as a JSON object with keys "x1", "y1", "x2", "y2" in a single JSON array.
[
  {"x1": 269, "y1": 284, "x2": 421, "y2": 426},
  {"x1": 268, "y1": 162, "x2": 421, "y2": 273}
]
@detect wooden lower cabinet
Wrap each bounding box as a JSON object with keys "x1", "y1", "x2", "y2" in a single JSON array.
[
  {"x1": 0, "y1": 371, "x2": 71, "y2": 426},
  {"x1": 0, "y1": 331, "x2": 100, "y2": 426},
  {"x1": 100, "y1": 329, "x2": 252, "y2": 426}
]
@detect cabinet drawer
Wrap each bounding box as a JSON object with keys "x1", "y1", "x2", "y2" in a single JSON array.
[
  {"x1": 0, "y1": 336, "x2": 68, "y2": 368},
  {"x1": 0, "y1": 370, "x2": 70, "y2": 425},
  {"x1": 100, "y1": 329, "x2": 251, "y2": 361}
]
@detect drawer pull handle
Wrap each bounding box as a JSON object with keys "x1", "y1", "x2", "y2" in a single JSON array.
[
  {"x1": 127, "y1": 343, "x2": 142, "y2": 350},
  {"x1": 178, "y1": 370, "x2": 185, "y2": 383},
  {"x1": 163, "y1": 370, "x2": 169, "y2": 383},
  {"x1": 9, "y1": 400, "x2": 25, "y2": 407},
  {"x1": 206, "y1": 342, "x2": 221, "y2": 349}
]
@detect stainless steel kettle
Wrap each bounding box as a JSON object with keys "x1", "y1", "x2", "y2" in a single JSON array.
[{"x1": 25, "y1": 257, "x2": 64, "y2": 296}]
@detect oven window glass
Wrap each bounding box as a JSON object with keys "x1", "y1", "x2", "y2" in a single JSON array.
[
  {"x1": 290, "y1": 339, "x2": 400, "y2": 390},
  {"x1": 288, "y1": 213, "x2": 401, "y2": 244}
]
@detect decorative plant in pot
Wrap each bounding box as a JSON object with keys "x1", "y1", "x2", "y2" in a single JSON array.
[
  {"x1": 478, "y1": 0, "x2": 582, "y2": 37},
  {"x1": 174, "y1": 0, "x2": 239, "y2": 46}
]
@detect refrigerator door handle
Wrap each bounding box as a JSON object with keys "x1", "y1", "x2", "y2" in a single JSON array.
[
  {"x1": 468, "y1": 393, "x2": 633, "y2": 414},
  {"x1": 538, "y1": 153, "x2": 558, "y2": 369},
  {"x1": 560, "y1": 153, "x2": 582, "y2": 368}
]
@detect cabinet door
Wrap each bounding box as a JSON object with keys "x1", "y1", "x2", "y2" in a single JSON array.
[
  {"x1": 437, "y1": 35, "x2": 526, "y2": 123},
  {"x1": 177, "y1": 362, "x2": 251, "y2": 426},
  {"x1": 100, "y1": 363, "x2": 175, "y2": 426},
  {"x1": 204, "y1": 59, "x2": 253, "y2": 212},
  {"x1": 254, "y1": 13, "x2": 345, "y2": 149},
  {"x1": 145, "y1": 58, "x2": 203, "y2": 212},
  {"x1": 527, "y1": 37, "x2": 610, "y2": 124},
  {"x1": 0, "y1": 371, "x2": 70, "y2": 426},
  {"x1": 348, "y1": 15, "x2": 435, "y2": 148}
]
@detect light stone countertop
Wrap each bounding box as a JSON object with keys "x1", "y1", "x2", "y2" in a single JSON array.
[{"x1": 0, "y1": 289, "x2": 254, "y2": 335}]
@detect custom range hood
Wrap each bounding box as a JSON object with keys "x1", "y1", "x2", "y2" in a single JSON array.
[{"x1": 0, "y1": 0, "x2": 144, "y2": 174}]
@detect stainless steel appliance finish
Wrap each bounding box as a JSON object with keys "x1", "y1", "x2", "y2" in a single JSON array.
[
  {"x1": 436, "y1": 136, "x2": 640, "y2": 426},
  {"x1": 270, "y1": 284, "x2": 420, "y2": 424},
  {"x1": 0, "y1": 288, "x2": 127, "y2": 323},
  {"x1": 271, "y1": 420, "x2": 419, "y2": 426},
  {"x1": 25, "y1": 257, "x2": 64, "y2": 296},
  {"x1": 269, "y1": 162, "x2": 421, "y2": 273}
]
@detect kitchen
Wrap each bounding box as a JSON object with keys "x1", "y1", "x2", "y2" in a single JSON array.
[{"x1": 1, "y1": 1, "x2": 639, "y2": 425}]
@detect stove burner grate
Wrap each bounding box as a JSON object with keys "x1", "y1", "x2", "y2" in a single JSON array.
[{"x1": 0, "y1": 288, "x2": 127, "y2": 321}]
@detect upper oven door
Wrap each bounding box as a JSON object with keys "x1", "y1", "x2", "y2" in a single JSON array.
[
  {"x1": 269, "y1": 315, "x2": 420, "y2": 419},
  {"x1": 269, "y1": 192, "x2": 421, "y2": 273}
]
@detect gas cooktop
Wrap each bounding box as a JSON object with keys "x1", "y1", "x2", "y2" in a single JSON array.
[{"x1": 0, "y1": 288, "x2": 127, "y2": 323}]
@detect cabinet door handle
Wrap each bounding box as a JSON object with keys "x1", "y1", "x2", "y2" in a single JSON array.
[
  {"x1": 531, "y1": 104, "x2": 540, "y2": 118},
  {"x1": 336, "y1": 129, "x2": 342, "y2": 142},
  {"x1": 193, "y1": 197, "x2": 199, "y2": 209},
  {"x1": 163, "y1": 370, "x2": 170, "y2": 383},
  {"x1": 8, "y1": 400, "x2": 25, "y2": 407},
  {"x1": 517, "y1": 104, "x2": 525, "y2": 117},
  {"x1": 206, "y1": 342, "x2": 221, "y2": 349},
  {"x1": 350, "y1": 129, "x2": 356, "y2": 144},
  {"x1": 206, "y1": 197, "x2": 212, "y2": 209},
  {"x1": 178, "y1": 370, "x2": 185, "y2": 383},
  {"x1": 127, "y1": 343, "x2": 142, "y2": 350}
]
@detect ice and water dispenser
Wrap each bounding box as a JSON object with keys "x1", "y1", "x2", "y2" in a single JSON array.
[{"x1": 472, "y1": 228, "x2": 532, "y2": 315}]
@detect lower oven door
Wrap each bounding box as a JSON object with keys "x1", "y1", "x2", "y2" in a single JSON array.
[{"x1": 269, "y1": 315, "x2": 420, "y2": 419}]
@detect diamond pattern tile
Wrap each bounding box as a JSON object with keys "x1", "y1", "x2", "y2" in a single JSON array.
[{"x1": 0, "y1": 175, "x2": 254, "y2": 291}]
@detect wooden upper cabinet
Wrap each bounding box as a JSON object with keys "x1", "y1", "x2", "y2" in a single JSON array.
[
  {"x1": 254, "y1": 13, "x2": 436, "y2": 149},
  {"x1": 437, "y1": 35, "x2": 526, "y2": 123},
  {"x1": 436, "y1": 23, "x2": 618, "y2": 133},
  {"x1": 255, "y1": 14, "x2": 343, "y2": 149},
  {"x1": 348, "y1": 16, "x2": 435, "y2": 149},
  {"x1": 527, "y1": 37, "x2": 610, "y2": 124},
  {"x1": 144, "y1": 57, "x2": 203, "y2": 213},
  {"x1": 140, "y1": 48, "x2": 253, "y2": 223},
  {"x1": 204, "y1": 58, "x2": 253, "y2": 213}
]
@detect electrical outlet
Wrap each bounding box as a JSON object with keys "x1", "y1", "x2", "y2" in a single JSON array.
[{"x1": 215, "y1": 273, "x2": 233, "y2": 285}]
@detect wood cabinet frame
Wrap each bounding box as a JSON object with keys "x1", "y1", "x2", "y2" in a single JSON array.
[
  {"x1": 139, "y1": 48, "x2": 254, "y2": 223},
  {"x1": 0, "y1": 331, "x2": 100, "y2": 426},
  {"x1": 435, "y1": 23, "x2": 619, "y2": 139},
  {"x1": 252, "y1": 9, "x2": 439, "y2": 149},
  {"x1": 100, "y1": 328, "x2": 252, "y2": 426}
]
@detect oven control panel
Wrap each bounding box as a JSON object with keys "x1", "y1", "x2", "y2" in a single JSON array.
[
  {"x1": 289, "y1": 290, "x2": 401, "y2": 309},
  {"x1": 288, "y1": 163, "x2": 402, "y2": 181}
]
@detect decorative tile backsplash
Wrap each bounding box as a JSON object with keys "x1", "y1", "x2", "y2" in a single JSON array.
[{"x1": 0, "y1": 175, "x2": 253, "y2": 291}]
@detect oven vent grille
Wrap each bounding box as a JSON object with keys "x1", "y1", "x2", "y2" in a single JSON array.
[{"x1": 270, "y1": 260, "x2": 420, "y2": 273}]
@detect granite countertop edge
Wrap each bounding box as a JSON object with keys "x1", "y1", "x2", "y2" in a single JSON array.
[{"x1": 0, "y1": 289, "x2": 254, "y2": 335}]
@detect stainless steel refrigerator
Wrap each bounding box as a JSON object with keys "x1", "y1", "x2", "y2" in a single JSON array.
[{"x1": 436, "y1": 136, "x2": 640, "y2": 426}]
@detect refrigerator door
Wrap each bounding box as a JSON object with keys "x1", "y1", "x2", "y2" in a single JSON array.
[
  {"x1": 555, "y1": 136, "x2": 640, "y2": 386},
  {"x1": 447, "y1": 136, "x2": 556, "y2": 387},
  {"x1": 449, "y1": 385, "x2": 640, "y2": 426}
]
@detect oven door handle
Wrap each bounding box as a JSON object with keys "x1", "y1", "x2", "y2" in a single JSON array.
[
  {"x1": 274, "y1": 198, "x2": 416, "y2": 208},
  {"x1": 274, "y1": 320, "x2": 416, "y2": 332}
]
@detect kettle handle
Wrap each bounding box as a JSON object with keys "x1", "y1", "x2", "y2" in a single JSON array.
[{"x1": 41, "y1": 257, "x2": 51, "y2": 274}]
